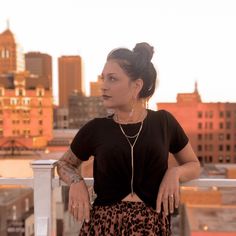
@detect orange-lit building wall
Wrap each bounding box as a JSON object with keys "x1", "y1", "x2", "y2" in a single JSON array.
[
  {"x1": 58, "y1": 56, "x2": 83, "y2": 107},
  {"x1": 90, "y1": 76, "x2": 101, "y2": 97},
  {"x1": 157, "y1": 86, "x2": 236, "y2": 164},
  {"x1": 0, "y1": 72, "x2": 53, "y2": 148},
  {"x1": 0, "y1": 29, "x2": 17, "y2": 73}
]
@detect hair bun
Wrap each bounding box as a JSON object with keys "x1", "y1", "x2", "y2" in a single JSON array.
[{"x1": 133, "y1": 42, "x2": 154, "y2": 62}]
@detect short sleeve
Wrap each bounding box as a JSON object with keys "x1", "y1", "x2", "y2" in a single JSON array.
[
  {"x1": 70, "y1": 119, "x2": 97, "y2": 161},
  {"x1": 164, "y1": 110, "x2": 189, "y2": 154}
]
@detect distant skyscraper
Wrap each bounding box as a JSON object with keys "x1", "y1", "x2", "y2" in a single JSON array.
[
  {"x1": 0, "y1": 25, "x2": 25, "y2": 74},
  {"x1": 25, "y1": 52, "x2": 52, "y2": 90},
  {"x1": 90, "y1": 75, "x2": 102, "y2": 97},
  {"x1": 58, "y1": 56, "x2": 83, "y2": 107}
]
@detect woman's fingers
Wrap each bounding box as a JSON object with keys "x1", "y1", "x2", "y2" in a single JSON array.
[
  {"x1": 168, "y1": 195, "x2": 174, "y2": 214},
  {"x1": 174, "y1": 192, "x2": 179, "y2": 209},
  {"x1": 84, "y1": 201, "x2": 91, "y2": 222},
  {"x1": 69, "y1": 201, "x2": 91, "y2": 222},
  {"x1": 156, "y1": 191, "x2": 179, "y2": 215}
]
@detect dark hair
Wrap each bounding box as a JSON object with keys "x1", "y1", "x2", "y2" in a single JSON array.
[{"x1": 107, "y1": 42, "x2": 157, "y2": 99}]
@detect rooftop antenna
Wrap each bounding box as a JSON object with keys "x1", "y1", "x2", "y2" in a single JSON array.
[
  {"x1": 6, "y1": 19, "x2": 10, "y2": 29},
  {"x1": 194, "y1": 80, "x2": 198, "y2": 93}
]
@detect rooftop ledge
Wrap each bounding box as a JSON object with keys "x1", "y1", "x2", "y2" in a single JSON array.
[{"x1": 0, "y1": 159, "x2": 236, "y2": 236}]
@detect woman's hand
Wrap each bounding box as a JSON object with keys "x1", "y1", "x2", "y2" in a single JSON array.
[
  {"x1": 156, "y1": 167, "x2": 180, "y2": 215},
  {"x1": 68, "y1": 180, "x2": 91, "y2": 223}
]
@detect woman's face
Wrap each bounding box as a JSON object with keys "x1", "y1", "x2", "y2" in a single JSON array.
[{"x1": 100, "y1": 60, "x2": 140, "y2": 110}]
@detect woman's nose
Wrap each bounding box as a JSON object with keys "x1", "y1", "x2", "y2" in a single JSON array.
[{"x1": 100, "y1": 79, "x2": 109, "y2": 92}]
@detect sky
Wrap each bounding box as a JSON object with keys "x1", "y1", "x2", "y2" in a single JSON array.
[{"x1": 1, "y1": 0, "x2": 236, "y2": 108}]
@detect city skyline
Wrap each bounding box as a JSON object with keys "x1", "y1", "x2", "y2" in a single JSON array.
[{"x1": 1, "y1": 0, "x2": 236, "y2": 108}]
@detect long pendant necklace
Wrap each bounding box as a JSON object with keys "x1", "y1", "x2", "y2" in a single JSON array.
[{"x1": 119, "y1": 121, "x2": 143, "y2": 196}]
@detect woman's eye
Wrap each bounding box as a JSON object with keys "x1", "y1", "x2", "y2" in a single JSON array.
[{"x1": 108, "y1": 76, "x2": 116, "y2": 82}]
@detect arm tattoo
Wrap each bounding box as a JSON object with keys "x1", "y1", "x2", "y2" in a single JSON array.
[{"x1": 56, "y1": 148, "x2": 83, "y2": 185}]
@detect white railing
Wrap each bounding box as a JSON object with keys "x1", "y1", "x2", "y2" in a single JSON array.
[{"x1": 0, "y1": 160, "x2": 236, "y2": 236}]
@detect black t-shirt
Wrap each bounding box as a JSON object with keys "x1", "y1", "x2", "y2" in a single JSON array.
[{"x1": 70, "y1": 109, "x2": 189, "y2": 209}]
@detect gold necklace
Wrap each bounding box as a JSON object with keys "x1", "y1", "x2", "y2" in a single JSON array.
[
  {"x1": 118, "y1": 121, "x2": 143, "y2": 196},
  {"x1": 115, "y1": 109, "x2": 147, "y2": 125}
]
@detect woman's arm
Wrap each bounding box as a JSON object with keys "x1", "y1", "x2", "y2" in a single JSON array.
[
  {"x1": 173, "y1": 142, "x2": 201, "y2": 182},
  {"x1": 57, "y1": 148, "x2": 91, "y2": 223},
  {"x1": 57, "y1": 148, "x2": 83, "y2": 185},
  {"x1": 156, "y1": 142, "x2": 200, "y2": 215}
]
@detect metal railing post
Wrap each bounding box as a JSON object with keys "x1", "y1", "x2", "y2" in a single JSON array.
[{"x1": 31, "y1": 159, "x2": 57, "y2": 236}]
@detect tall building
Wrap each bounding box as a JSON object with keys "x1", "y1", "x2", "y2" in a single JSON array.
[
  {"x1": 68, "y1": 91, "x2": 107, "y2": 129},
  {"x1": 0, "y1": 71, "x2": 53, "y2": 149},
  {"x1": 25, "y1": 52, "x2": 52, "y2": 90},
  {"x1": 0, "y1": 26, "x2": 53, "y2": 150},
  {"x1": 90, "y1": 75, "x2": 102, "y2": 97},
  {"x1": 0, "y1": 26, "x2": 25, "y2": 74},
  {"x1": 58, "y1": 56, "x2": 83, "y2": 107},
  {"x1": 157, "y1": 82, "x2": 236, "y2": 164}
]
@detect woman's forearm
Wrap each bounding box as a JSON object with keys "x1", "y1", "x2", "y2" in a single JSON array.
[
  {"x1": 175, "y1": 161, "x2": 201, "y2": 182},
  {"x1": 57, "y1": 148, "x2": 83, "y2": 185}
]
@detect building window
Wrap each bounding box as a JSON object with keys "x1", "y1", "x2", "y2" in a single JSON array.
[
  {"x1": 209, "y1": 111, "x2": 213, "y2": 118},
  {"x1": 39, "y1": 129, "x2": 43, "y2": 135},
  {"x1": 39, "y1": 120, "x2": 43, "y2": 125},
  {"x1": 226, "y1": 111, "x2": 231, "y2": 118},
  {"x1": 226, "y1": 145, "x2": 231, "y2": 151},
  {"x1": 226, "y1": 122, "x2": 231, "y2": 129},
  {"x1": 198, "y1": 134, "x2": 202, "y2": 140},
  {"x1": 198, "y1": 156, "x2": 203, "y2": 163},
  {"x1": 0, "y1": 129, "x2": 3, "y2": 136},
  {"x1": 23, "y1": 98, "x2": 31, "y2": 105},
  {"x1": 10, "y1": 98, "x2": 18, "y2": 105},
  {"x1": 198, "y1": 145, "x2": 202, "y2": 151},
  {"x1": 226, "y1": 156, "x2": 231, "y2": 163},
  {"x1": 16, "y1": 88, "x2": 25, "y2": 96},
  {"x1": 37, "y1": 88, "x2": 45, "y2": 97},
  {"x1": 218, "y1": 145, "x2": 223, "y2": 151},
  {"x1": 198, "y1": 123, "x2": 202, "y2": 129},
  {"x1": 226, "y1": 134, "x2": 231, "y2": 140},
  {"x1": 209, "y1": 156, "x2": 213, "y2": 162},
  {"x1": 219, "y1": 122, "x2": 224, "y2": 129},
  {"x1": 218, "y1": 133, "x2": 224, "y2": 141},
  {"x1": 219, "y1": 111, "x2": 224, "y2": 118},
  {"x1": 218, "y1": 156, "x2": 223, "y2": 163}
]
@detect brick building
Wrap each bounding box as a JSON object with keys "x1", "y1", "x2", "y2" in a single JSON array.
[
  {"x1": 0, "y1": 27, "x2": 53, "y2": 150},
  {"x1": 157, "y1": 82, "x2": 236, "y2": 164}
]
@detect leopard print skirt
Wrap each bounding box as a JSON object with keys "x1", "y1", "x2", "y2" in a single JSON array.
[{"x1": 79, "y1": 201, "x2": 171, "y2": 236}]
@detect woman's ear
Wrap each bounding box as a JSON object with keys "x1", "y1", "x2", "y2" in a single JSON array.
[{"x1": 134, "y1": 78, "x2": 143, "y2": 97}]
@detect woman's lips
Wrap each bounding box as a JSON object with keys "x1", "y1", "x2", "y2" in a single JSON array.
[{"x1": 102, "y1": 95, "x2": 112, "y2": 100}]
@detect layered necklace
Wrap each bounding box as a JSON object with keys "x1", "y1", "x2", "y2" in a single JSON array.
[{"x1": 115, "y1": 109, "x2": 146, "y2": 196}]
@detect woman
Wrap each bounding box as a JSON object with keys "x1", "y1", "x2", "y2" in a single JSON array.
[{"x1": 57, "y1": 42, "x2": 200, "y2": 235}]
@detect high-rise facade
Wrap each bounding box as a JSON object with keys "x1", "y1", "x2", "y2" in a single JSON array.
[
  {"x1": 58, "y1": 56, "x2": 83, "y2": 107},
  {"x1": 25, "y1": 52, "x2": 52, "y2": 90},
  {"x1": 0, "y1": 28, "x2": 25, "y2": 74},
  {"x1": 90, "y1": 75, "x2": 102, "y2": 97},
  {"x1": 0, "y1": 27, "x2": 53, "y2": 150},
  {"x1": 157, "y1": 83, "x2": 236, "y2": 164}
]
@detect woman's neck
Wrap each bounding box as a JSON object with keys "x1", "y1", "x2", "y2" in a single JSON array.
[{"x1": 114, "y1": 102, "x2": 147, "y2": 124}]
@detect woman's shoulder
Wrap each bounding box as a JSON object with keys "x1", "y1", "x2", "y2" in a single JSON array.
[{"x1": 148, "y1": 109, "x2": 171, "y2": 119}]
